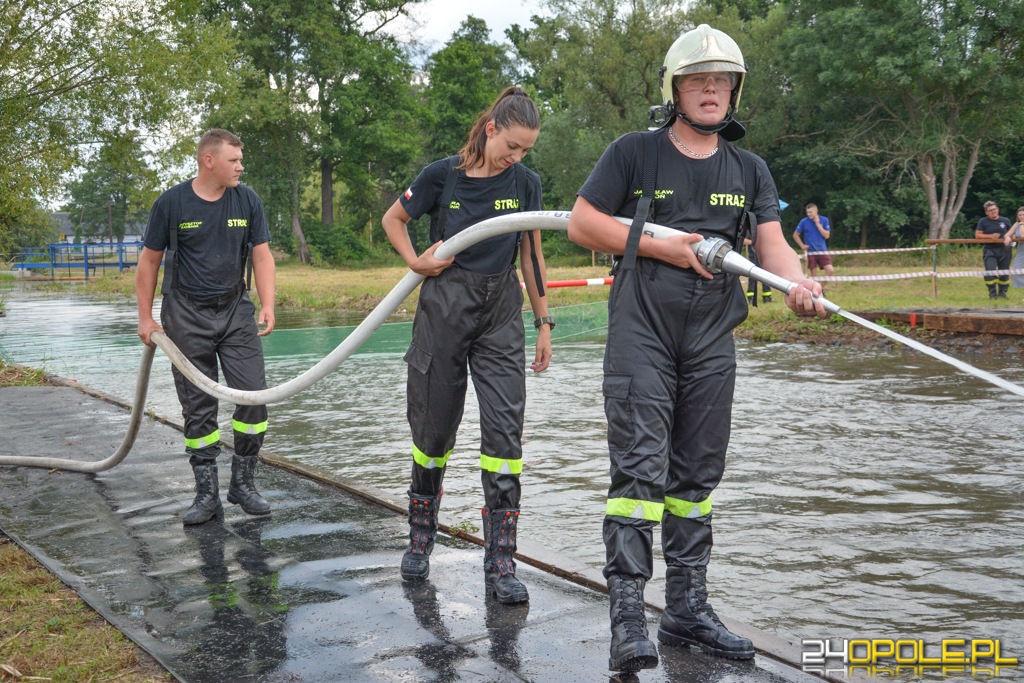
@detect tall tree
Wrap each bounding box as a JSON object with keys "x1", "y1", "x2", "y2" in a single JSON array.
[
  {"x1": 302, "y1": 0, "x2": 421, "y2": 229},
  {"x1": 694, "y1": 5, "x2": 925, "y2": 247},
  {"x1": 0, "y1": 0, "x2": 238, "y2": 250},
  {"x1": 203, "y1": 0, "x2": 423, "y2": 263},
  {"x1": 785, "y1": 0, "x2": 1024, "y2": 240},
  {"x1": 63, "y1": 133, "x2": 159, "y2": 243}
]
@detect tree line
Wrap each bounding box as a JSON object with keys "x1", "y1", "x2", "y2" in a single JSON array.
[{"x1": 2, "y1": 0, "x2": 1022, "y2": 263}]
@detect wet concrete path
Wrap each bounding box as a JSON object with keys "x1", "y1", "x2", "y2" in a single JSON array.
[{"x1": 0, "y1": 384, "x2": 818, "y2": 683}]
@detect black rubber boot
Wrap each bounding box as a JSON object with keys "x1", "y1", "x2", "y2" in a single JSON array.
[
  {"x1": 999, "y1": 284, "x2": 1009, "y2": 299},
  {"x1": 482, "y1": 507, "x2": 529, "y2": 604},
  {"x1": 762, "y1": 292, "x2": 772, "y2": 304},
  {"x1": 658, "y1": 566, "x2": 755, "y2": 660},
  {"x1": 989, "y1": 283, "x2": 998, "y2": 299},
  {"x1": 401, "y1": 490, "x2": 441, "y2": 581},
  {"x1": 183, "y1": 463, "x2": 223, "y2": 525},
  {"x1": 607, "y1": 575, "x2": 658, "y2": 672},
  {"x1": 226, "y1": 455, "x2": 271, "y2": 515}
]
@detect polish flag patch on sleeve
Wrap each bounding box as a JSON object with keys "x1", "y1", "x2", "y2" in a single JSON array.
[{"x1": 403, "y1": 187, "x2": 413, "y2": 200}]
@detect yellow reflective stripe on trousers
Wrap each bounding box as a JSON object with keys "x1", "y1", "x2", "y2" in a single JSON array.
[
  {"x1": 479, "y1": 454, "x2": 523, "y2": 475},
  {"x1": 185, "y1": 429, "x2": 220, "y2": 449},
  {"x1": 605, "y1": 498, "x2": 664, "y2": 521},
  {"x1": 412, "y1": 444, "x2": 452, "y2": 470},
  {"x1": 232, "y1": 419, "x2": 268, "y2": 435},
  {"x1": 665, "y1": 495, "x2": 713, "y2": 519}
]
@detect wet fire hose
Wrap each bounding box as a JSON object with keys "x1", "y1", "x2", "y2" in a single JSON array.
[{"x1": 3, "y1": 210, "x2": 1024, "y2": 473}]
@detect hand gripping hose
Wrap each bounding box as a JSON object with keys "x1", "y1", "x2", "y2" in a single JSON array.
[{"x1": 3, "y1": 211, "x2": 1024, "y2": 472}]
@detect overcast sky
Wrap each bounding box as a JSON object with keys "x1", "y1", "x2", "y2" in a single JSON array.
[{"x1": 389, "y1": 0, "x2": 547, "y2": 56}]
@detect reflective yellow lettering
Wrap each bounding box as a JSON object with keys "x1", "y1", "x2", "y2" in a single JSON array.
[
  {"x1": 942, "y1": 640, "x2": 966, "y2": 664},
  {"x1": 848, "y1": 639, "x2": 872, "y2": 664},
  {"x1": 873, "y1": 640, "x2": 895, "y2": 660},
  {"x1": 972, "y1": 640, "x2": 996, "y2": 662},
  {"x1": 894, "y1": 640, "x2": 918, "y2": 664},
  {"x1": 995, "y1": 640, "x2": 1018, "y2": 665},
  {"x1": 918, "y1": 640, "x2": 941, "y2": 664}
]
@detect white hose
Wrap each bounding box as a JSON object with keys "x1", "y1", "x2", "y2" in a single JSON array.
[
  {"x1": 4, "y1": 210, "x2": 1023, "y2": 472},
  {"x1": 0, "y1": 211, "x2": 576, "y2": 471},
  {"x1": 0, "y1": 346, "x2": 156, "y2": 470},
  {"x1": 152, "y1": 211, "x2": 580, "y2": 405}
]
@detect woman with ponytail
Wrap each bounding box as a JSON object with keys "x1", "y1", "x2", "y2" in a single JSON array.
[{"x1": 382, "y1": 86, "x2": 550, "y2": 606}]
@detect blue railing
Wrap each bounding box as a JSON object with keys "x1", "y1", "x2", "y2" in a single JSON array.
[{"x1": 11, "y1": 242, "x2": 144, "y2": 279}]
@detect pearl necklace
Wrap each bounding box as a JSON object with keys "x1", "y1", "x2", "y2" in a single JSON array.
[{"x1": 668, "y1": 126, "x2": 718, "y2": 159}]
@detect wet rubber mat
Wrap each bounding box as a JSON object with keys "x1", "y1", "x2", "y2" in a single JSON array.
[{"x1": 0, "y1": 386, "x2": 814, "y2": 682}]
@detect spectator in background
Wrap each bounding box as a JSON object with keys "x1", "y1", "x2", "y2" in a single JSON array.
[
  {"x1": 792, "y1": 203, "x2": 834, "y2": 278},
  {"x1": 1002, "y1": 206, "x2": 1024, "y2": 292},
  {"x1": 976, "y1": 201, "x2": 1011, "y2": 299}
]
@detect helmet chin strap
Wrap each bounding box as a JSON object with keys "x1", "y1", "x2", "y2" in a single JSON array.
[
  {"x1": 675, "y1": 107, "x2": 730, "y2": 135},
  {"x1": 670, "y1": 109, "x2": 747, "y2": 142}
]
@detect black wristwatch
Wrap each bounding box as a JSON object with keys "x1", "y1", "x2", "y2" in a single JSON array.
[{"x1": 534, "y1": 316, "x2": 556, "y2": 330}]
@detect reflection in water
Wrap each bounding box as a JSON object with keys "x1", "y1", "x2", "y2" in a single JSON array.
[
  {"x1": 182, "y1": 517, "x2": 288, "y2": 678},
  {"x1": 1, "y1": 295, "x2": 1022, "y2": 662},
  {"x1": 400, "y1": 580, "x2": 529, "y2": 678},
  {"x1": 401, "y1": 580, "x2": 473, "y2": 678},
  {"x1": 484, "y1": 595, "x2": 529, "y2": 673}
]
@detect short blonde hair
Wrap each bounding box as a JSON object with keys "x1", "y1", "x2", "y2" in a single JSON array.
[{"x1": 196, "y1": 128, "x2": 243, "y2": 162}]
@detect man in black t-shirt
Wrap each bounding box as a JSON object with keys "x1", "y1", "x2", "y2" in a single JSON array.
[
  {"x1": 569, "y1": 25, "x2": 825, "y2": 673},
  {"x1": 975, "y1": 201, "x2": 1012, "y2": 299},
  {"x1": 137, "y1": 128, "x2": 276, "y2": 526}
]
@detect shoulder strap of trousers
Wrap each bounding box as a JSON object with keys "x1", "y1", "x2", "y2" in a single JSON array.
[
  {"x1": 432, "y1": 155, "x2": 461, "y2": 244},
  {"x1": 159, "y1": 192, "x2": 181, "y2": 295},
  {"x1": 737, "y1": 154, "x2": 757, "y2": 249},
  {"x1": 621, "y1": 132, "x2": 658, "y2": 272},
  {"x1": 516, "y1": 164, "x2": 545, "y2": 297}
]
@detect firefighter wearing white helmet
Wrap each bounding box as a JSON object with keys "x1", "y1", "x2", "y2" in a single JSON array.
[
  {"x1": 567, "y1": 23, "x2": 826, "y2": 674},
  {"x1": 655, "y1": 23, "x2": 748, "y2": 141}
]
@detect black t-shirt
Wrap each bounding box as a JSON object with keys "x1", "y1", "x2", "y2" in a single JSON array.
[
  {"x1": 144, "y1": 180, "x2": 271, "y2": 299},
  {"x1": 400, "y1": 158, "x2": 542, "y2": 274},
  {"x1": 577, "y1": 130, "x2": 780, "y2": 245},
  {"x1": 977, "y1": 215, "x2": 1011, "y2": 253}
]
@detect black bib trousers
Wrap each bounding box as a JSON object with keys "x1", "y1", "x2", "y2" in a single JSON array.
[
  {"x1": 161, "y1": 284, "x2": 269, "y2": 467},
  {"x1": 602, "y1": 258, "x2": 748, "y2": 579},
  {"x1": 403, "y1": 265, "x2": 526, "y2": 511}
]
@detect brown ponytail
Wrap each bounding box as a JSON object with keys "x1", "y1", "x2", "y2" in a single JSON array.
[{"x1": 456, "y1": 86, "x2": 540, "y2": 171}]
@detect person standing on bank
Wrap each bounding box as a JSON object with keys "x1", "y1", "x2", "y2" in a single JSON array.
[
  {"x1": 137, "y1": 128, "x2": 276, "y2": 526},
  {"x1": 382, "y1": 86, "x2": 551, "y2": 605},
  {"x1": 1003, "y1": 206, "x2": 1024, "y2": 291},
  {"x1": 567, "y1": 25, "x2": 825, "y2": 673},
  {"x1": 977, "y1": 200, "x2": 1012, "y2": 299},
  {"x1": 792, "y1": 203, "x2": 834, "y2": 278}
]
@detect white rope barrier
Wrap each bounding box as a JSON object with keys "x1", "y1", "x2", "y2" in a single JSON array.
[
  {"x1": 805, "y1": 246, "x2": 936, "y2": 256},
  {"x1": 815, "y1": 268, "x2": 1024, "y2": 283}
]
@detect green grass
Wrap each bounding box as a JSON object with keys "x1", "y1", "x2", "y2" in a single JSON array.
[{"x1": 0, "y1": 535, "x2": 172, "y2": 683}]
